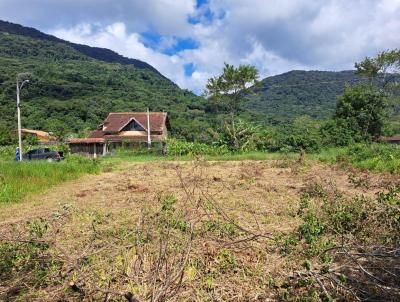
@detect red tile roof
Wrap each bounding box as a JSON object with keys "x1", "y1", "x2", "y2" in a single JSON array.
[
  {"x1": 68, "y1": 138, "x2": 105, "y2": 144},
  {"x1": 103, "y1": 134, "x2": 166, "y2": 142},
  {"x1": 88, "y1": 130, "x2": 105, "y2": 138},
  {"x1": 101, "y1": 112, "x2": 168, "y2": 133},
  {"x1": 380, "y1": 136, "x2": 400, "y2": 142}
]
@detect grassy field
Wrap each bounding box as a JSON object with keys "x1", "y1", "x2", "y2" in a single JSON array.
[
  {"x1": 102, "y1": 150, "x2": 298, "y2": 163},
  {"x1": 0, "y1": 156, "x2": 100, "y2": 203},
  {"x1": 0, "y1": 159, "x2": 398, "y2": 301},
  {"x1": 1, "y1": 143, "x2": 399, "y2": 205},
  {"x1": 310, "y1": 143, "x2": 400, "y2": 174}
]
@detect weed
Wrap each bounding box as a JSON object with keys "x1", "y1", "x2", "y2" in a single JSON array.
[
  {"x1": 0, "y1": 218, "x2": 60, "y2": 300},
  {"x1": 170, "y1": 218, "x2": 188, "y2": 232},
  {"x1": 377, "y1": 185, "x2": 400, "y2": 205},
  {"x1": 298, "y1": 210, "x2": 325, "y2": 244},
  {"x1": 348, "y1": 173, "x2": 370, "y2": 188},
  {"x1": 159, "y1": 193, "x2": 177, "y2": 212},
  {"x1": 217, "y1": 248, "x2": 237, "y2": 271},
  {"x1": 275, "y1": 233, "x2": 299, "y2": 255},
  {"x1": 298, "y1": 193, "x2": 310, "y2": 216},
  {"x1": 201, "y1": 219, "x2": 237, "y2": 237},
  {"x1": 304, "y1": 182, "x2": 328, "y2": 199},
  {"x1": 27, "y1": 218, "x2": 49, "y2": 239}
]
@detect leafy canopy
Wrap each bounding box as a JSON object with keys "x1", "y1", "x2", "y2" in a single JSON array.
[
  {"x1": 335, "y1": 85, "x2": 387, "y2": 139},
  {"x1": 205, "y1": 63, "x2": 259, "y2": 115},
  {"x1": 205, "y1": 63, "x2": 259, "y2": 150},
  {"x1": 355, "y1": 49, "x2": 400, "y2": 88}
]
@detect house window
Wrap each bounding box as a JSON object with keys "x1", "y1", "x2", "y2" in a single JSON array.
[{"x1": 123, "y1": 120, "x2": 145, "y2": 131}]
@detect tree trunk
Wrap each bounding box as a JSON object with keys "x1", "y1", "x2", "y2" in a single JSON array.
[{"x1": 231, "y1": 111, "x2": 239, "y2": 150}]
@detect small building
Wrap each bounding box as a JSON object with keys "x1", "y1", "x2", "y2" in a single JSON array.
[
  {"x1": 379, "y1": 135, "x2": 400, "y2": 144},
  {"x1": 67, "y1": 138, "x2": 106, "y2": 157},
  {"x1": 20, "y1": 128, "x2": 56, "y2": 143},
  {"x1": 68, "y1": 112, "x2": 170, "y2": 157}
]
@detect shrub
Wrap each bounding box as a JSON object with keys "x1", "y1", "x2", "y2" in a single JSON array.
[
  {"x1": 0, "y1": 124, "x2": 17, "y2": 146},
  {"x1": 167, "y1": 139, "x2": 230, "y2": 156},
  {"x1": 298, "y1": 210, "x2": 325, "y2": 244},
  {"x1": 344, "y1": 143, "x2": 400, "y2": 174}
]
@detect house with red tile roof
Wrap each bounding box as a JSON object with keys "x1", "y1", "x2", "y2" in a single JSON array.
[
  {"x1": 68, "y1": 112, "x2": 170, "y2": 157},
  {"x1": 379, "y1": 135, "x2": 400, "y2": 144}
]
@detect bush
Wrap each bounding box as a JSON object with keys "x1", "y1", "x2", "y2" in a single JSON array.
[
  {"x1": 343, "y1": 143, "x2": 400, "y2": 174},
  {"x1": 0, "y1": 124, "x2": 17, "y2": 146},
  {"x1": 0, "y1": 145, "x2": 15, "y2": 159},
  {"x1": 320, "y1": 118, "x2": 362, "y2": 147},
  {"x1": 167, "y1": 139, "x2": 230, "y2": 156}
]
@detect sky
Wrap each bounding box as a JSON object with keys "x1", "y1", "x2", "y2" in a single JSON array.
[{"x1": 1, "y1": 0, "x2": 399, "y2": 94}]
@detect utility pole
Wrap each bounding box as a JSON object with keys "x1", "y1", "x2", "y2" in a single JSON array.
[
  {"x1": 16, "y1": 75, "x2": 30, "y2": 161},
  {"x1": 16, "y1": 80, "x2": 22, "y2": 161},
  {"x1": 147, "y1": 108, "x2": 151, "y2": 149}
]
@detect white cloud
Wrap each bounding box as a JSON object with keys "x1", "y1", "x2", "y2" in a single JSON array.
[
  {"x1": 50, "y1": 23, "x2": 204, "y2": 93},
  {"x1": 0, "y1": 0, "x2": 197, "y2": 35}
]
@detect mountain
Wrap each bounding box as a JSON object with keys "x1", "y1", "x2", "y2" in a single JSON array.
[
  {"x1": 245, "y1": 70, "x2": 366, "y2": 124},
  {"x1": 0, "y1": 20, "x2": 161, "y2": 75},
  {"x1": 0, "y1": 20, "x2": 212, "y2": 141}
]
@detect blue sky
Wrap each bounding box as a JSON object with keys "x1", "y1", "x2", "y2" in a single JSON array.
[{"x1": 1, "y1": 0, "x2": 399, "y2": 94}]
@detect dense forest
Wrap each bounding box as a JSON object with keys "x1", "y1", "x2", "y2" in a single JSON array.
[
  {"x1": 247, "y1": 70, "x2": 365, "y2": 124},
  {"x1": 0, "y1": 20, "x2": 160, "y2": 73}
]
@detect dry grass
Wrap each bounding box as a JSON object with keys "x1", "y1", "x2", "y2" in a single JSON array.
[{"x1": 0, "y1": 159, "x2": 399, "y2": 301}]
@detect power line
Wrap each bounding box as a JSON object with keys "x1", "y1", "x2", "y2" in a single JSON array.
[{"x1": 261, "y1": 79, "x2": 365, "y2": 89}]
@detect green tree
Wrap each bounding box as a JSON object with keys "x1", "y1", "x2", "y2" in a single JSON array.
[
  {"x1": 355, "y1": 49, "x2": 400, "y2": 88},
  {"x1": 0, "y1": 124, "x2": 16, "y2": 146},
  {"x1": 45, "y1": 119, "x2": 69, "y2": 141},
  {"x1": 335, "y1": 85, "x2": 387, "y2": 139},
  {"x1": 356, "y1": 49, "x2": 400, "y2": 128},
  {"x1": 212, "y1": 118, "x2": 261, "y2": 152},
  {"x1": 281, "y1": 116, "x2": 322, "y2": 152},
  {"x1": 320, "y1": 119, "x2": 361, "y2": 147},
  {"x1": 205, "y1": 63, "x2": 259, "y2": 149},
  {"x1": 23, "y1": 134, "x2": 39, "y2": 145}
]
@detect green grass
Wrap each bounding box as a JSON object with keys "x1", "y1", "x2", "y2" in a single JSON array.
[
  {"x1": 344, "y1": 144, "x2": 400, "y2": 174},
  {"x1": 309, "y1": 143, "x2": 400, "y2": 174},
  {"x1": 307, "y1": 147, "x2": 348, "y2": 163},
  {"x1": 102, "y1": 150, "x2": 298, "y2": 164},
  {"x1": 102, "y1": 143, "x2": 400, "y2": 176},
  {"x1": 0, "y1": 145, "x2": 16, "y2": 160},
  {"x1": 1, "y1": 142, "x2": 397, "y2": 204},
  {"x1": 0, "y1": 156, "x2": 100, "y2": 203}
]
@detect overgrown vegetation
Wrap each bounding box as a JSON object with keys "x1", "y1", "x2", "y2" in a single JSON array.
[
  {"x1": 276, "y1": 181, "x2": 400, "y2": 301},
  {"x1": 313, "y1": 143, "x2": 400, "y2": 174}
]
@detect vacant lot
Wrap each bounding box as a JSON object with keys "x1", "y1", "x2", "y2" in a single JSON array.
[{"x1": 1, "y1": 159, "x2": 399, "y2": 301}]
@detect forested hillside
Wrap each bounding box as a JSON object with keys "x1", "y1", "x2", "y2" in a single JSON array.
[
  {"x1": 0, "y1": 20, "x2": 160, "y2": 73},
  {"x1": 246, "y1": 70, "x2": 365, "y2": 124}
]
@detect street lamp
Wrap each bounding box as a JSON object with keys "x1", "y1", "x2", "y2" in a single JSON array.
[{"x1": 16, "y1": 74, "x2": 30, "y2": 161}]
